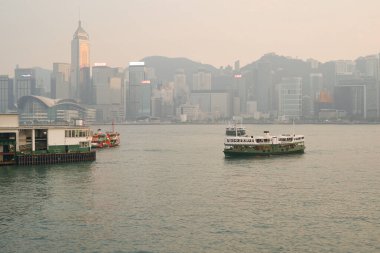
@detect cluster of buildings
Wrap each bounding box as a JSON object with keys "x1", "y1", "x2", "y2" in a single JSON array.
[{"x1": 1, "y1": 22, "x2": 380, "y2": 124}]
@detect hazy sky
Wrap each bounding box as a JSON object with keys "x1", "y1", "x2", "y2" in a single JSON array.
[{"x1": 1, "y1": 0, "x2": 380, "y2": 76}]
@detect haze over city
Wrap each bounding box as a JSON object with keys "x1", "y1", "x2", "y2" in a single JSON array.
[
  {"x1": 1, "y1": 0, "x2": 380, "y2": 76},
  {"x1": 2, "y1": 1, "x2": 380, "y2": 252}
]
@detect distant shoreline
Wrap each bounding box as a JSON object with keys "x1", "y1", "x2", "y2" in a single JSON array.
[{"x1": 91, "y1": 121, "x2": 380, "y2": 126}]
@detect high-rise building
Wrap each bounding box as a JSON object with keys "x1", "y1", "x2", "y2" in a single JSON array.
[
  {"x1": 278, "y1": 77, "x2": 303, "y2": 121},
  {"x1": 14, "y1": 68, "x2": 36, "y2": 103},
  {"x1": 304, "y1": 73, "x2": 323, "y2": 117},
  {"x1": 335, "y1": 60, "x2": 355, "y2": 76},
  {"x1": 34, "y1": 67, "x2": 52, "y2": 97},
  {"x1": 151, "y1": 82, "x2": 175, "y2": 120},
  {"x1": 232, "y1": 73, "x2": 247, "y2": 115},
  {"x1": 190, "y1": 90, "x2": 230, "y2": 120},
  {"x1": 192, "y1": 70, "x2": 211, "y2": 90},
  {"x1": 334, "y1": 79, "x2": 367, "y2": 119},
  {"x1": 126, "y1": 62, "x2": 151, "y2": 120},
  {"x1": 0, "y1": 75, "x2": 14, "y2": 113},
  {"x1": 14, "y1": 67, "x2": 52, "y2": 102},
  {"x1": 51, "y1": 63, "x2": 71, "y2": 99},
  {"x1": 362, "y1": 55, "x2": 379, "y2": 78},
  {"x1": 71, "y1": 21, "x2": 91, "y2": 103},
  {"x1": 92, "y1": 65, "x2": 118, "y2": 105},
  {"x1": 255, "y1": 61, "x2": 274, "y2": 114},
  {"x1": 355, "y1": 55, "x2": 380, "y2": 119},
  {"x1": 174, "y1": 69, "x2": 188, "y2": 107},
  {"x1": 92, "y1": 65, "x2": 125, "y2": 122}
]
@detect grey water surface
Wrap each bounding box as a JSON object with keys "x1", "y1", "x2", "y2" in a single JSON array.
[{"x1": 1, "y1": 124, "x2": 380, "y2": 253}]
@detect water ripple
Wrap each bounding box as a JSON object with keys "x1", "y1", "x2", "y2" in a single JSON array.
[{"x1": 1, "y1": 124, "x2": 380, "y2": 252}]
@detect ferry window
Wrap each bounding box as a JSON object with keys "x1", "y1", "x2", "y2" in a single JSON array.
[{"x1": 65, "y1": 130, "x2": 69, "y2": 137}]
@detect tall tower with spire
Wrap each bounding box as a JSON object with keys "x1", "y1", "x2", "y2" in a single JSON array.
[{"x1": 71, "y1": 20, "x2": 91, "y2": 104}]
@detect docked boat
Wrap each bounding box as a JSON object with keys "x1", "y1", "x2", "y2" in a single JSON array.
[
  {"x1": 107, "y1": 131, "x2": 120, "y2": 147},
  {"x1": 91, "y1": 130, "x2": 110, "y2": 148},
  {"x1": 223, "y1": 123, "x2": 305, "y2": 157},
  {"x1": 91, "y1": 129, "x2": 120, "y2": 148}
]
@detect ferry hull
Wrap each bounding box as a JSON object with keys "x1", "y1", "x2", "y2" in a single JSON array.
[{"x1": 223, "y1": 144, "x2": 305, "y2": 157}]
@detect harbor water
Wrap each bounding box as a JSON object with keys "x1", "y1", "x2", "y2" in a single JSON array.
[{"x1": 1, "y1": 124, "x2": 380, "y2": 252}]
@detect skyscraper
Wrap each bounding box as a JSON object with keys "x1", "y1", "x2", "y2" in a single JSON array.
[
  {"x1": 278, "y1": 77, "x2": 303, "y2": 121},
  {"x1": 14, "y1": 68, "x2": 36, "y2": 103},
  {"x1": 0, "y1": 75, "x2": 14, "y2": 113},
  {"x1": 126, "y1": 62, "x2": 151, "y2": 120},
  {"x1": 192, "y1": 70, "x2": 211, "y2": 90},
  {"x1": 92, "y1": 65, "x2": 125, "y2": 122},
  {"x1": 71, "y1": 21, "x2": 91, "y2": 104},
  {"x1": 51, "y1": 63, "x2": 70, "y2": 99}
]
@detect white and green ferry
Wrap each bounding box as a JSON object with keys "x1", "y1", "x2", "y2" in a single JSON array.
[{"x1": 223, "y1": 124, "x2": 305, "y2": 157}]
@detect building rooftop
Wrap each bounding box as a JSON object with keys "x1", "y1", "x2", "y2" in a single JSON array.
[{"x1": 73, "y1": 20, "x2": 89, "y2": 40}]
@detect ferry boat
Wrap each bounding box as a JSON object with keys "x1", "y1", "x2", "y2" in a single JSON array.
[
  {"x1": 91, "y1": 130, "x2": 111, "y2": 148},
  {"x1": 107, "y1": 131, "x2": 120, "y2": 147},
  {"x1": 91, "y1": 129, "x2": 120, "y2": 148},
  {"x1": 223, "y1": 123, "x2": 305, "y2": 157},
  {"x1": 225, "y1": 125, "x2": 246, "y2": 136}
]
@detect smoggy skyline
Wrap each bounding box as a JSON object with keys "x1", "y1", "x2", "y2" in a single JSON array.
[{"x1": 1, "y1": 0, "x2": 380, "y2": 76}]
